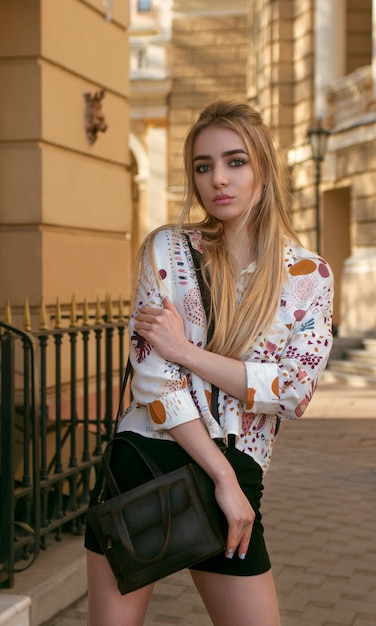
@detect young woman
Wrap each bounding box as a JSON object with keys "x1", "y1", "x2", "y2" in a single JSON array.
[{"x1": 85, "y1": 100, "x2": 333, "y2": 626}]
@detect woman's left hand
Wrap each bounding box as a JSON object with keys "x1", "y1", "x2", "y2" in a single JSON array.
[{"x1": 134, "y1": 297, "x2": 188, "y2": 362}]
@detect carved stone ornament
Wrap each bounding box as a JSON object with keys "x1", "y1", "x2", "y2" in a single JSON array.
[{"x1": 84, "y1": 89, "x2": 108, "y2": 145}]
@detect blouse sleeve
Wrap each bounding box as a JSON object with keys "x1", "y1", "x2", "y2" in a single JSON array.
[
  {"x1": 243, "y1": 256, "x2": 334, "y2": 419},
  {"x1": 129, "y1": 229, "x2": 203, "y2": 431}
]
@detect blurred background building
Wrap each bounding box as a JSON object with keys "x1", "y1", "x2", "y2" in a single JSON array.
[
  {"x1": 130, "y1": 0, "x2": 376, "y2": 341},
  {"x1": 0, "y1": 0, "x2": 132, "y2": 330},
  {"x1": 1, "y1": 0, "x2": 375, "y2": 338}
]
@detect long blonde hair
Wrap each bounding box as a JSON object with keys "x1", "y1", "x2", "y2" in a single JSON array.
[{"x1": 138, "y1": 100, "x2": 301, "y2": 359}]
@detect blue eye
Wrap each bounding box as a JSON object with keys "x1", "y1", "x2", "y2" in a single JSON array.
[
  {"x1": 194, "y1": 164, "x2": 210, "y2": 173},
  {"x1": 230, "y1": 159, "x2": 245, "y2": 167}
]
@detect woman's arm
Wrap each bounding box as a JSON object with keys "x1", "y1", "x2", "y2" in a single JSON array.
[
  {"x1": 134, "y1": 297, "x2": 249, "y2": 401},
  {"x1": 128, "y1": 231, "x2": 206, "y2": 431},
  {"x1": 135, "y1": 254, "x2": 334, "y2": 419},
  {"x1": 169, "y1": 418, "x2": 255, "y2": 560}
]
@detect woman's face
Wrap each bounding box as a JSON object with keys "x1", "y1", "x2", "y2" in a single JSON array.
[{"x1": 192, "y1": 125, "x2": 262, "y2": 230}]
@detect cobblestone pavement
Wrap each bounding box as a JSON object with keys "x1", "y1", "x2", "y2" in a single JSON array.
[{"x1": 43, "y1": 383, "x2": 376, "y2": 625}]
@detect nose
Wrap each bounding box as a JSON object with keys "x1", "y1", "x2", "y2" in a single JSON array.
[{"x1": 212, "y1": 164, "x2": 228, "y2": 188}]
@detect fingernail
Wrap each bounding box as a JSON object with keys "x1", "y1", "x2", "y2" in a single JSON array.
[
  {"x1": 239, "y1": 553, "x2": 246, "y2": 560},
  {"x1": 226, "y1": 549, "x2": 234, "y2": 559}
]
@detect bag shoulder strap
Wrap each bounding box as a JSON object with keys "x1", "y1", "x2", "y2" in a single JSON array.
[
  {"x1": 184, "y1": 233, "x2": 215, "y2": 344},
  {"x1": 184, "y1": 233, "x2": 219, "y2": 424},
  {"x1": 112, "y1": 357, "x2": 133, "y2": 438},
  {"x1": 112, "y1": 232, "x2": 220, "y2": 440}
]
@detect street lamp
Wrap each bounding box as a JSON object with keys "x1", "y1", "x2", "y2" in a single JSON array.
[{"x1": 307, "y1": 119, "x2": 330, "y2": 256}]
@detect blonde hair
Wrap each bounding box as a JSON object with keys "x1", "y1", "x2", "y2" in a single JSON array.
[{"x1": 138, "y1": 100, "x2": 301, "y2": 359}]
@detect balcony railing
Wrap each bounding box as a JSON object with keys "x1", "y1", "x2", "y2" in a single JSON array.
[{"x1": 325, "y1": 65, "x2": 375, "y2": 128}]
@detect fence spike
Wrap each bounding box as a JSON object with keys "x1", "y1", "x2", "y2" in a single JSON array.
[
  {"x1": 40, "y1": 298, "x2": 48, "y2": 330},
  {"x1": 70, "y1": 294, "x2": 77, "y2": 328},
  {"x1": 55, "y1": 297, "x2": 62, "y2": 329},
  {"x1": 83, "y1": 296, "x2": 89, "y2": 326},
  {"x1": 95, "y1": 296, "x2": 101, "y2": 323},
  {"x1": 118, "y1": 296, "x2": 124, "y2": 321},
  {"x1": 106, "y1": 294, "x2": 113, "y2": 322},
  {"x1": 5, "y1": 300, "x2": 12, "y2": 324},
  {"x1": 23, "y1": 297, "x2": 32, "y2": 331}
]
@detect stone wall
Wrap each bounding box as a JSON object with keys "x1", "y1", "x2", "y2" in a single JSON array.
[
  {"x1": 0, "y1": 0, "x2": 132, "y2": 326},
  {"x1": 167, "y1": 9, "x2": 249, "y2": 220}
]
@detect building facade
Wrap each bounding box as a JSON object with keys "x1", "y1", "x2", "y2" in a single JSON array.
[
  {"x1": 0, "y1": 0, "x2": 132, "y2": 329},
  {"x1": 163, "y1": 0, "x2": 376, "y2": 337},
  {"x1": 279, "y1": 0, "x2": 376, "y2": 337},
  {"x1": 1, "y1": 0, "x2": 375, "y2": 339},
  {"x1": 128, "y1": 0, "x2": 172, "y2": 255}
]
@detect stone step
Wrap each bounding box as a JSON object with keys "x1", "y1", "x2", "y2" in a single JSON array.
[
  {"x1": 0, "y1": 535, "x2": 86, "y2": 626},
  {"x1": 328, "y1": 358, "x2": 376, "y2": 377},
  {"x1": 326, "y1": 359, "x2": 376, "y2": 387},
  {"x1": 346, "y1": 348, "x2": 376, "y2": 364},
  {"x1": 326, "y1": 336, "x2": 376, "y2": 388},
  {"x1": 329, "y1": 337, "x2": 363, "y2": 360},
  {"x1": 0, "y1": 595, "x2": 30, "y2": 626},
  {"x1": 322, "y1": 368, "x2": 376, "y2": 388},
  {"x1": 363, "y1": 338, "x2": 376, "y2": 354}
]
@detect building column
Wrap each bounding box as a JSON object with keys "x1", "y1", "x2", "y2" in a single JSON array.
[
  {"x1": 0, "y1": 1, "x2": 131, "y2": 325},
  {"x1": 373, "y1": 0, "x2": 376, "y2": 99},
  {"x1": 314, "y1": 0, "x2": 346, "y2": 118}
]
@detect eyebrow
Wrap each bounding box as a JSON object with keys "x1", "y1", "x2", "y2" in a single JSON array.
[{"x1": 193, "y1": 148, "x2": 248, "y2": 163}]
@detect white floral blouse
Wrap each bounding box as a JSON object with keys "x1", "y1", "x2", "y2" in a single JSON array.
[{"x1": 117, "y1": 228, "x2": 334, "y2": 474}]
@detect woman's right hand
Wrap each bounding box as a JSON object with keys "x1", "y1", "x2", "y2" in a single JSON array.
[
  {"x1": 169, "y1": 420, "x2": 255, "y2": 559},
  {"x1": 214, "y1": 472, "x2": 255, "y2": 559}
]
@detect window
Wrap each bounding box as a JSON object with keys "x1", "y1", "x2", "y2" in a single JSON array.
[{"x1": 138, "y1": 0, "x2": 151, "y2": 11}]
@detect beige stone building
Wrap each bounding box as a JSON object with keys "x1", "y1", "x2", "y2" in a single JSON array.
[
  {"x1": 165, "y1": 0, "x2": 376, "y2": 338},
  {"x1": 278, "y1": 0, "x2": 376, "y2": 338},
  {"x1": 1, "y1": 0, "x2": 376, "y2": 339},
  {"x1": 128, "y1": 0, "x2": 172, "y2": 255},
  {"x1": 0, "y1": 0, "x2": 132, "y2": 329}
]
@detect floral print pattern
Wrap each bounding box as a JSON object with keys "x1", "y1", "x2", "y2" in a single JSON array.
[{"x1": 117, "y1": 228, "x2": 333, "y2": 473}]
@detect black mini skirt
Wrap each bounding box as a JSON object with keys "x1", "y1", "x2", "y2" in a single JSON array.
[{"x1": 84, "y1": 432, "x2": 271, "y2": 577}]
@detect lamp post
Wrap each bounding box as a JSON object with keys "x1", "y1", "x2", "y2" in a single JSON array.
[{"x1": 307, "y1": 120, "x2": 330, "y2": 257}]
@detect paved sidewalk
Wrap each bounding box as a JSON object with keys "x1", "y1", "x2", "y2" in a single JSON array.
[{"x1": 8, "y1": 382, "x2": 376, "y2": 625}]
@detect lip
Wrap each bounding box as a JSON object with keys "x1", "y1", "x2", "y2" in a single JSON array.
[{"x1": 212, "y1": 194, "x2": 234, "y2": 204}]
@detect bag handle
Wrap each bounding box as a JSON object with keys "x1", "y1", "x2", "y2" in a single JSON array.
[
  {"x1": 102, "y1": 436, "x2": 164, "y2": 497},
  {"x1": 101, "y1": 436, "x2": 175, "y2": 563},
  {"x1": 110, "y1": 484, "x2": 172, "y2": 563}
]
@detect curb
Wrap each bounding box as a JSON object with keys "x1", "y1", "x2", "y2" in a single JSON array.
[
  {"x1": 0, "y1": 595, "x2": 31, "y2": 626},
  {"x1": 0, "y1": 536, "x2": 86, "y2": 626}
]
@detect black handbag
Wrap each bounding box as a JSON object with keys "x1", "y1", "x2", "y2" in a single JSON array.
[
  {"x1": 88, "y1": 436, "x2": 226, "y2": 594},
  {"x1": 87, "y1": 235, "x2": 227, "y2": 595}
]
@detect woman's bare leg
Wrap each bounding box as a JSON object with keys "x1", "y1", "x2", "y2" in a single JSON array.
[
  {"x1": 86, "y1": 550, "x2": 154, "y2": 626},
  {"x1": 190, "y1": 568, "x2": 280, "y2": 626}
]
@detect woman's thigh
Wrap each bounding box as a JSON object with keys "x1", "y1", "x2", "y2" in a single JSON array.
[
  {"x1": 86, "y1": 550, "x2": 154, "y2": 626},
  {"x1": 190, "y1": 568, "x2": 281, "y2": 626}
]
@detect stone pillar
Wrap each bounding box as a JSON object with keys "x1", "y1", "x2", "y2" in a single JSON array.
[
  {"x1": 314, "y1": 0, "x2": 346, "y2": 118},
  {"x1": 0, "y1": 0, "x2": 132, "y2": 323},
  {"x1": 373, "y1": 0, "x2": 376, "y2": 99}
]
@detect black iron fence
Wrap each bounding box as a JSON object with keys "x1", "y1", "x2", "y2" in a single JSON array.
[{"x1": 0, "y1": 298, "x2": 129, "y2": 588}]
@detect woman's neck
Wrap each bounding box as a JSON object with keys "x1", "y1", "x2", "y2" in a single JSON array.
[{"x1": 223, "y1": 226, "x2": 255, "y2": 271}]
